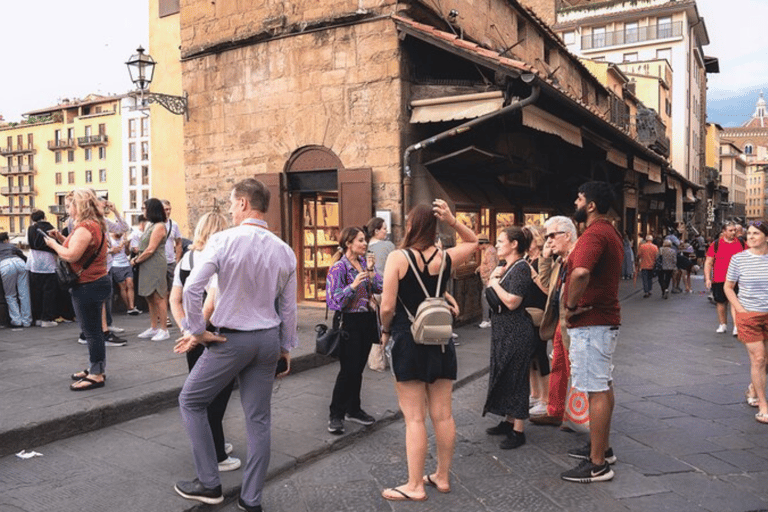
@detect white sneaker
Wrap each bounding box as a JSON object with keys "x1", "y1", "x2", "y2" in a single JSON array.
[
  {"x1": 715, "y1": 324, "x2": 727, "y2": 334},
  {"x1": 224, "y1": 442, "x2": 234, "y2": 455},
  {"x1": 151, "y1": 329, "x2": 170, "y2": 341},
  {"x1": 138, "y1": 327, "x2": 159, "y2": 338},
  {"x1": 733, "y1": 326, "x2": 738, "y2": 337},
  {"x1": 109, "y1": 326, "x2": 125, "y2": 333},
  {"x1": 40, "y1": 321, "x2": 58, "y2": 328},
  {"x1": 451, "y1": 332, "x2": 459, "y2": 339},
  {"x1": 217, "y1": 456, "x2": 241, "y2": 472},
  {"x1": 35, "y1": 320, "x2": 42, "y2": 327},
  {"x1": 478, "y1": 320, "x2": 491, "y2": 329},
  {"x1": 529, "y1": 402, "x2": 548, "y2": 416}
]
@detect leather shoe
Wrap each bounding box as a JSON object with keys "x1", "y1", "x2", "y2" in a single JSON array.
[{"x1": 529, "y1": 414, "x2": 562, "y2": 426}]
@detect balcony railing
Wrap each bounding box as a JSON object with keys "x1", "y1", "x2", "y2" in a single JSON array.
[
  {"x1": 77, "y1": 134, "x2": 108, "y2": 146},
  {"x1": 0, "y1": 165, "x2": 35, "y2": 176},
  {"x1": 582, "y1": 22, "x2": 683, "y2": 50},
  {"x1": 47, "y1": 139, "x2": 76, "y2": 150},
  {"x1": 0, "y1": 144, "x2": 36, "y2": 156},
  {"x1": 0, "y1": 205, "x2": 33, "y2": 215}
]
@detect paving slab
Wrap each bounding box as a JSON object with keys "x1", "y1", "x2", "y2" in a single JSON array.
[{"x1": 3, "y1": 278, "x2": 768, "y2": 512}]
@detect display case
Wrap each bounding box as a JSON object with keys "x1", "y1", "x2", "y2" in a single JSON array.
[{"x1": 302, "y1": 195, "x2": 339, "y2": 301}]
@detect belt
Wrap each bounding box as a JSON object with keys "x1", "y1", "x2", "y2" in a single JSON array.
[{"x1": 217, "y1": 327, "x2": 256, "y2": 334}]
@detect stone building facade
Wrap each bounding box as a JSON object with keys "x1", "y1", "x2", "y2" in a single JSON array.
[{"x1": 175, "y1": 0, "x2": 672, "y2": 309}]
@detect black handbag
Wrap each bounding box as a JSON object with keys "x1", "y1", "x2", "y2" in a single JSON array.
[
  {"x1": 315, "y1": 310, "x2": 345, "y2": 358},
  {"x1": 56, "y1": 230, "x2": 105, "y2": 288},
  {"x1": 55, "y1": 260, "x2": 80, "y2": 288}
]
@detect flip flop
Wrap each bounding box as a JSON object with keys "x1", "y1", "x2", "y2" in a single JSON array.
[
  {"x1": 70, "y1": 376, "x2": 105, "y2": 391},
  {"x1": 747, "y1": 397, "x2": 759, "y2": 407},
  {"x1": 381, "y1": 488, "x2": 427, "y2": 502},
  {"x1": 423, "y1": 474, "x2": 451, "y2": 493},
  {"x1": 71, "y1": 369, "x2": 89, "y2": 381},
  {"x1": 756, "y1": 412, "x2": 768, "y2": 424}
]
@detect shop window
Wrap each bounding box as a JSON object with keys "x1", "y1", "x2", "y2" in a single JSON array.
[{"x1": 302, "y1": 195, "x2": 339, "y2": 301}]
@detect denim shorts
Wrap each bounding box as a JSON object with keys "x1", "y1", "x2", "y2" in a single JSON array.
[{"x1": 567, "y1": 325, "x2": 619, "y2": 392}]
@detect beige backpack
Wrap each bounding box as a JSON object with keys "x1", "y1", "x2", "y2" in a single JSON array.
[{"x1": 399, "y1": 249, "x2": 454, "y2": 349}]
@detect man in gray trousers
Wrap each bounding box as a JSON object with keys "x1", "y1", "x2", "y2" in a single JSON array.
[{"x1": 173, "y1": 178, "x2": 297, "y2": 511}]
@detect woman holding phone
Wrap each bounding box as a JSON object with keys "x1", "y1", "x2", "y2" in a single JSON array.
[{"x1": 325, "y1": 227, "x2": 383, "y2": 435}]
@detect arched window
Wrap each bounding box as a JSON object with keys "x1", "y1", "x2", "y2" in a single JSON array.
[{"x1": 745, "y1": 144, "x2": 754, "y2": 155}]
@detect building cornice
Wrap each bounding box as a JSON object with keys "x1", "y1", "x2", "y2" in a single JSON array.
[{"x1": 554, "y1": 1, "x2": 696, "y2": 31}]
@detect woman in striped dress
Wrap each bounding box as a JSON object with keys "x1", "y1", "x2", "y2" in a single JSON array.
[{"x1": 724, "y1": 220, "x2": 768, "y2": 424}]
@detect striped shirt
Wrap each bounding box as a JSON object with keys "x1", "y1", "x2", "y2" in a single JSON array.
[{"x1": 726, "y1": 251, "x2": 768, "y2": 312}]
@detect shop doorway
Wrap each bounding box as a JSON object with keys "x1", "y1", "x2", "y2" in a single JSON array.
[{"x1": 299, "y1": 194, "x2": 339, "y2": 302}]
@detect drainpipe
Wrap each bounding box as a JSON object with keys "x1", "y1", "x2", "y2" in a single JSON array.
[{"x1": 402, "y1": 76, "x2": 540, "y2": 216}]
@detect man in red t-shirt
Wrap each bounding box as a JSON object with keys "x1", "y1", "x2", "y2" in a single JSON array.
[
  {"x1": 560, "y1": 181, "x2": 623, "y2": 484},
  {"x1": 704, "y1": 221, "x2": 745, "y2": 335}
]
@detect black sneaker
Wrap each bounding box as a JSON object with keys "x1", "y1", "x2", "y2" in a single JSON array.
[
  {"x1": 104, "y1": 332, "x2": 127, "y2": 347},
  {"x1": 174, "y1": 478, "x2": 223, "y2": 504},
  {"x1": 499, "y1": 430, "x2": 526, "y2": 450},
  {"x1": 486, "y1": 420, "x2": 513, "y2": 436},
  {"x1": 328, "y1": 417, "x2": 345, "y2": 435},
  {"x1": 561, "y1": 459, "x2": 614, "y2": 483},
  {"x1": 567, "y1": 443, "x2": 617, "y2": 464},
  {"x1": 237, "y1": 497, "x2": 263, "y2": 512},
  {"x1": 345, "y1": 410, "x2": 375, "y2": 426}
]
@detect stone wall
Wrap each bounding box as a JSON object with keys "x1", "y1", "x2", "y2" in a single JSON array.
[{"x1": 181, "y1": 18, "x2": 404, "y2": 225}]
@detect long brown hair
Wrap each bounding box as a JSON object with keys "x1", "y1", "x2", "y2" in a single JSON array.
[
  {"x1": 330, "y1": 226, "x2": 364, "y2": 265},
  {"x1": 401, "y1": 204, "x2": 437, "y2": 251}
]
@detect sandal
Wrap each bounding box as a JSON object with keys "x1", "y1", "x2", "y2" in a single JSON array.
[
  {"x1": 746, "y1": 386, "x2": 759, "y2": 407},
  {"x1": 71, "y1": 369, "x2": 89, "y2": 381},
  {"x1": 423, "y1": 474, "x2": 451, "y2": 493},
  {"x1": 756, "y1": 412, "x2": 768, "y2": 424},
  {"x1": 70, "y1": 376, "x2": 105, "y2": 391},
  {"x1": 381, "y1": 487, "x2": 427, "y2": 502}
]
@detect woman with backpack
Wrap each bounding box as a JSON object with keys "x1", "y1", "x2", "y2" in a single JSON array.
[
  {"x1": 378, "y1": 200, "x2": 477, "y2": 501},
  {"x1": 325, "y1": 227, "x2": 383, "y2": 436},
  {"x1": 483, "y1": 226, "x2": 537, "y2": 450}
]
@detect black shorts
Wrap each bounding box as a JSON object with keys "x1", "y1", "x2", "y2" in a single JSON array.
[{"x1": 712, "y1": 282, "x2": 737, "y2": 304}]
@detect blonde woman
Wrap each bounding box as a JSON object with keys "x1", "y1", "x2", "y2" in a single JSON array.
[
  {"x1": 169, "y1": 212, "x2": 240, "y2": 471},
  {"x1": 45, "y1": 189, "x2": 109, "y2": 391}
]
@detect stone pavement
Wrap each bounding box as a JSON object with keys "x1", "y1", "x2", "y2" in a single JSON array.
[{"x1": 2, "y1": 276, "x2": 768, "y2": 512}]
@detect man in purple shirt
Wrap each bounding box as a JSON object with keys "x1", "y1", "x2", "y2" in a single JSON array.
[{"x1": 173, "y1": 178, "x2": 297, "y2": 512}]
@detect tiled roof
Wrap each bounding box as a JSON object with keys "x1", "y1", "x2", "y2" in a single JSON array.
[{"x1": 392, "y1": 14, "x2": 666, "y2": 165}]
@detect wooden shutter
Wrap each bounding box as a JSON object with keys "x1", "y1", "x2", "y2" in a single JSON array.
[
  {"x1": 259, "y1": 172, "x2": 284, "y2": 239},
  {"x1": 339, "y1": 168, "x2": 372, "y2": 229}
]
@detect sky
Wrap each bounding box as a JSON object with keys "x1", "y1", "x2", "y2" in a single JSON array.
[
  {"x1": 0, "y1": 1, "x2": 764, "y2": 126},
  {"x1": 0, "y1": 1, "x2": 148, "y2": 122}
]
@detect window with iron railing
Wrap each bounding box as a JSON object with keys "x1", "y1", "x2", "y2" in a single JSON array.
[{"x1": 582, "y1": 21, "x2": 682, "y2": 50}]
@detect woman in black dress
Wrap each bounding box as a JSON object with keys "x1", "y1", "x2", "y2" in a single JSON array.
[
  {"x1": 484, "y1": 226, "x2": 537, "y2": 449},
  {"x1": 378, "y1": 200, "x2": 477, "y2": 501}
]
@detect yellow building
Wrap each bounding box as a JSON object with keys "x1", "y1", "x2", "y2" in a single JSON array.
[
  {"x1": 0, "y1": 94, "x2": 161, "y2": 238},
  {"x1": 148, "y1": 0, "x2": 189, "y2": 236}
]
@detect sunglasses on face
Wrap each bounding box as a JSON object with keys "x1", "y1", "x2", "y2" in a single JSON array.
[{"x1": 545, "y1": 231, "x2": 565, "y2": 240}]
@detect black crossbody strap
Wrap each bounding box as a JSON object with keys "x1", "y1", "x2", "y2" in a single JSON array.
[{"x1": 76, "y1": 229, "x2": 105, "y2": 276}]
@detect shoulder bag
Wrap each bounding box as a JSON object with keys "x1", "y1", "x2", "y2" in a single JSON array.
[
  {"x1": 315, "y1": 308, "x2": 345, "y2": 358},
  {"x1": 56, "y1": 229, "x2": 105, "y2": 288}
]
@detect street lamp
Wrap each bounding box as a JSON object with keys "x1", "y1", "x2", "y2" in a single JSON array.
[{"x1": 125, "y1": 46, "x2": 188, "y2": 119}]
